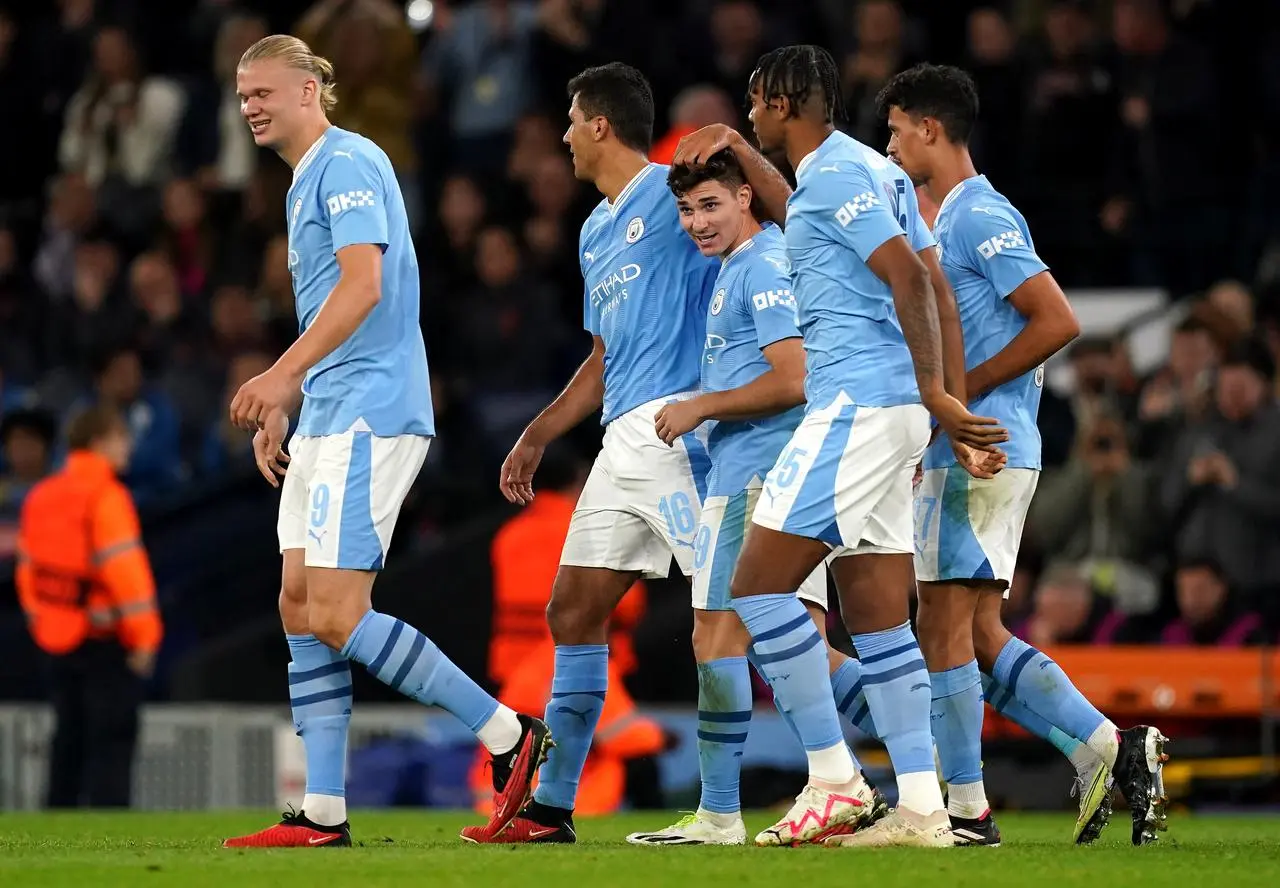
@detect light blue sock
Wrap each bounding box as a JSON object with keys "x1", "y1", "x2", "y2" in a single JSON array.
[
  {"x1": 287, "y1": 634, "x2": 351, "y2": 799},
  {"x1": 991, "y1": 637, "x2": 1107, "y2": 745},
  {"x1": 982, "y1": 673, "x2": 1085, "y2": 759},
  {"x1": 747, "y1": 646, "x2": 803, "y2": 748},
  {"x1": 341, "y1": 610, "x2": 498, "y2": 730},
  {"x1": 830, "y1": 658, "x2": 880, "y2": 739},
  {"x1": 532, "y1": 644, "x2": 609, "y2": 811},
  {"x1": 851, "y1": 622, "x2": 935, "y2": 778},
  {"x1": 930, "y1": 660, "x2": 984, "y2": 787},
  {"x1": 696, "y1": 657, "x2": 752, "y2": 814},
  {"x1": 733, "y1": 595, "x2": 849, "y2": 760}
]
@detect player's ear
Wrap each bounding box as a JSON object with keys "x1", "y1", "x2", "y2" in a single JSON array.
[
  {"x1": 592, "y1": 115, "x2": 608, "y2": 143},
  {"x1": 774, "y1": 95, "x2": 792, "y2": 120},
  {"x1": 922, "y1": 115, "x2": 940, "y2": 146},
  {"x1": 737, "y1": 183, "x2": 753, "y2": 210}
]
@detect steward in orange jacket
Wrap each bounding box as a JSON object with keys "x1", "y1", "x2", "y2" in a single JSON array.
[
  {"x1": 16, "y1": 405, "x2": 161, "y2": 808},
  {"x1": 473, "y1": 453, "x2": 666, "y2": 815}
]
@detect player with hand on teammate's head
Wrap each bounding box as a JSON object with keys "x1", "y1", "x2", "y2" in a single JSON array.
[
  {"x1": 222, "y1": 34, "x2": 550, "y2": 850},
  {"x1": 672, "y1": 45, "x2": 1011, "y2": 849},
  {"x1": 462, "y1": 62, "x2": 720, "y2": 845},
  {"x1": 879, "y1": 62, "x2": 1168, "y2": 847},
  {"x1": 626, "y1": 149, "x2": 887, "y2": 846}
]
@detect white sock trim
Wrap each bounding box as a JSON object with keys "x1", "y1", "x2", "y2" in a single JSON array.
[
  {"x1": 301, "y1": 792, "x2": 346, "y2": 827},
  {"x1": 1087, "y1": 720, "x2": 1120, "y2": 770},
  {"x1": 807, "y1": 742, "x2": 857, "y2": 785},
  {"x1": 476, "y1": 704, "x2": 523, "y2": 755},
  {"x1": 946, "y1": 780, "x2": 989, "y2": 820},
  {"x1": 897, "y1": 770, "x2": 947, "y2": 817}
]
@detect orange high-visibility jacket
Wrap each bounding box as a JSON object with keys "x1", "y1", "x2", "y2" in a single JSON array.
[
  {"x1": 15, "y1": 451, "x2": 162, "y2": 656},
  {"x1": 489, "y1": 491, "x2": 646, "y2": 684}
]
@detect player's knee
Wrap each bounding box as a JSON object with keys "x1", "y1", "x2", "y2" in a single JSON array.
[
  {"x1": 278, "y1": 571, "x2": 309, "y2": 631},
  {"x1": 691, "y1": 610, "x2": 750, "y2": 662},
  {"x1": 307, "y1": 600, "x2": 366, "y2": 652},
  {"x1": 971, "y1": 608, "x2": 1011, "y2": 670},
  {"x1": 545, "y1": 590, "x2": 607, "y2": 645}
]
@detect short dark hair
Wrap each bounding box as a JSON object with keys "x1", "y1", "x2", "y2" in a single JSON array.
[
  {"x1": 0, "y1": 409, "x2": 57, "y2": 449},
  {"x1": 567, "y1": 63, "x2": 655, "y2": 153},
  {"x1": 667, "y1": 148, "x2": 747, "y2": 198},
  {"x1": 876, "y1": 63, "x2": 980, "y2": 145},
  {"x1": 748, "y1": 44, "x2": 845, "y2": 123},
  {"x1": 1221, "y1": 336, "x2": 1276, "y2": 382},
  {"x1": 66, "y1": 405, "x2": 127, "y2": 451}
]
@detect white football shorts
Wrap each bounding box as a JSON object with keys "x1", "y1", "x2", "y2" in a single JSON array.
[
  {"x1": 560, "y1": 393, "x2": 710, "y2": 579},
  {"x1": 278, "y1": 430, "x2": 430, "y2": 570},
  {"x1": 913, "y1": 466, "x2": 1039, "y2": 594}
]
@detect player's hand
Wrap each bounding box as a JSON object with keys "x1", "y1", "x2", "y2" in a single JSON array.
[
  {"x1": 923, "y1": 391, "x2": 1008, "y2": 451},
  {"x1": 672, "y1": 124, "x2": 742, "y2": 167},
  {"x1": 654, "y1": 399, "x2": 705, "y2": 447},
  {"x1": 500, "y1": 435, "x2": 545, "y2": 505},
  {"x1": 953, "y1": 441, "x2": 1007, "y2": 480},
  {"x1": 252, "y1": 408, "x2": 291, "y2": 488},
  {"x1": 230, "y1": 364, "x2": 301, "y2": 432}
]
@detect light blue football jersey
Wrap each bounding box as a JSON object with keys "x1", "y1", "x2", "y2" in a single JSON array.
[
  {"x1": 784, "y1": 130, "x2": 935, "y2": 411},
  {"x1": 581, "y1": 163, "x2": 720, "y2": 424},
  {"x1": 701, "y1": 224, "x2": 804, "y2": 497},
  {"x1": 287, "y1": 127, "x2": 433, "y2": 438},
  {"x1": 923, "y1": 175, "x2": 1049, "y2": 471}
]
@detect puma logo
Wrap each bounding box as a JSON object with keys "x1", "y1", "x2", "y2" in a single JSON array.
[{"x1": 555, "y1": 705, "x2": 590, "y2": 726}]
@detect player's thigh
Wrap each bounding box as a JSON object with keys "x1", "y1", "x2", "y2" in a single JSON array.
[
  {"x1": 691, "y1": 489, "x2": 753, "y2": 612},
  {"x1": 277, "y1": 434, "x2": 318, "y2": 556},
  {"x1": 304, "y1": 432, "x2": 430, "y2": 571},
  {"x1": 546, "y1": 564, "x2": 642, "y2": 642},
  {"x1": 834, "y1": 403, "x2": 930, "y2": 555},
  {"x1": 729, "y1": 523, "x2": 830, "y2": 600},
  {"x1": 279, "y1": 548, "x2": 309, "y2": 632},
  {"x1": 305, "y1": 566, "x2": 378, "y2": 645}
]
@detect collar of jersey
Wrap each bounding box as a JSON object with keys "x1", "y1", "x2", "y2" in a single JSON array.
[
  {"x1": 608, "y1": 163, "x2": 655, "y2": 215},
  {"x1": 793, "y1": 130, "x2": 840, "y2": 180},
  {"x1": 293, "y1": 130, "x2": 332, "y2": 182},
  {"x1": 937, "y1": 174, "x2": 987, "y2": 218},
  {"x1": 722, "y1": 233, "x2": 757, "y2": 265}
]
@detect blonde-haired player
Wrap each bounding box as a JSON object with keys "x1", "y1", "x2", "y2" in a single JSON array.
[{"x1": 222, "y1": 36, "x2": 551, "y2": 849}]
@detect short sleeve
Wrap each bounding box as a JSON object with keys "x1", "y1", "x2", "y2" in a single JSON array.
[
  {"x1": 902, "y1": 183, "x2": 936, "y2": 253},
  {"x1": 318, "y1": 151, "x2": 390, "y2": 254},
  {"x1": 809, "y1": 164, "x2": 907, "y2": 263},
  {"x1": 957, "y1": 206, "x2": 1048, "y2": 298},
  {"x1": 741, "y1": 258, "x2": 800, "y2": 349}
]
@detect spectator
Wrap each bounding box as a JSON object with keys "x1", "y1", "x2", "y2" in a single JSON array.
[
  {"x1": 0, "y1": 409, "x2": 57, "y2": 521},
  {"x1": 58, "y1": 26, "x2": 185, "y2": 190},
  {"x1": 1134, "y1": 315, "x2": 1220, "y2": 459},
  {"x1": 81, "y1": 345, "x2": 185, "y2": 502},
  {"x1": 649, "y1": 84, "x2": 737, "y2": 164},
  {"x1": 1026, "y1": 413, "x2": 1158, "y2": 612},
  {"x1": 32, "y1": 172, "x2": 98, "y2": 302},
  {"x1": 1161, "y1": 338, "x2": 1280, "y2": 606},
  {"x1": 1162, "y1": 559, "x2": 1268, "y2": 646},
  {"x1": 201, "y1": 350, "x2": 274, "y2": 477},
  {"x1": 1015, "y1": 562, "x2": 1130, "y2": 647}
]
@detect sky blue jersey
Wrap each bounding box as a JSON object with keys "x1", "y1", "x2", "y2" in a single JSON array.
[
  {"x1": 923, "y1": 175, "x2": 1049, "y2": 471},
  {"x1": 784, "y1": 130, "x2": 935, "y2": 411},
  {"x1": 581, "y1": 163, "x2": 720, "y2": 424},
  {"x1": 287, "y1": 127, "x2": 433, "y2": 438},
  {"x1": 701, "y1": 224, "x2": 804, "y2": 497}
]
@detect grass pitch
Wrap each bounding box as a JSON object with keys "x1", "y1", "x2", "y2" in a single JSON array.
[{"x1": 1, "y1": 810, "x2": 1278, "y2": 887}]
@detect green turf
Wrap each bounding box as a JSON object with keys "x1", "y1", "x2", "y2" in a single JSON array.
[{"x1": 1, "y1": 810, "x2": 1277, "y2": 887}]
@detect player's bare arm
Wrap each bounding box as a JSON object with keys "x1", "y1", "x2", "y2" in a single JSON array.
[
  {"x1": 919, "y1": 245, "x2": 967, "y2": 405},
  {"x1": 230, "y1": 243, "x2": 382, "y2": 431},
  {"x1": 500, "y1": 335, "x2": 606, "y2": 505},
  {"x1": 966, "y1": 271, "x2": 1079, "y2": 399},
  {"x1": 866, "y1": 235, "x2": 1007, "y2": 450},
  {"x1": 673, "y1": 125, "x2": 793, "y2": 227},
  {"x1": 655, "y1": 337, "x2": 805, "y2": 445}
]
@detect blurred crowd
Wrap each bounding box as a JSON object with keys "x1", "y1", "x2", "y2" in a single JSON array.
[{"x1": 2, "y1": 0, "x2": 1279, "y2": 647}]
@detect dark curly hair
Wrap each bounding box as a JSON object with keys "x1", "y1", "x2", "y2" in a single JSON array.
[
  {"x1": 748, "y1": 44, "x2": 845, "y2": 123},
  {"x1": 875, "y1": 63, "x2": 980, "y2": 144}
]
